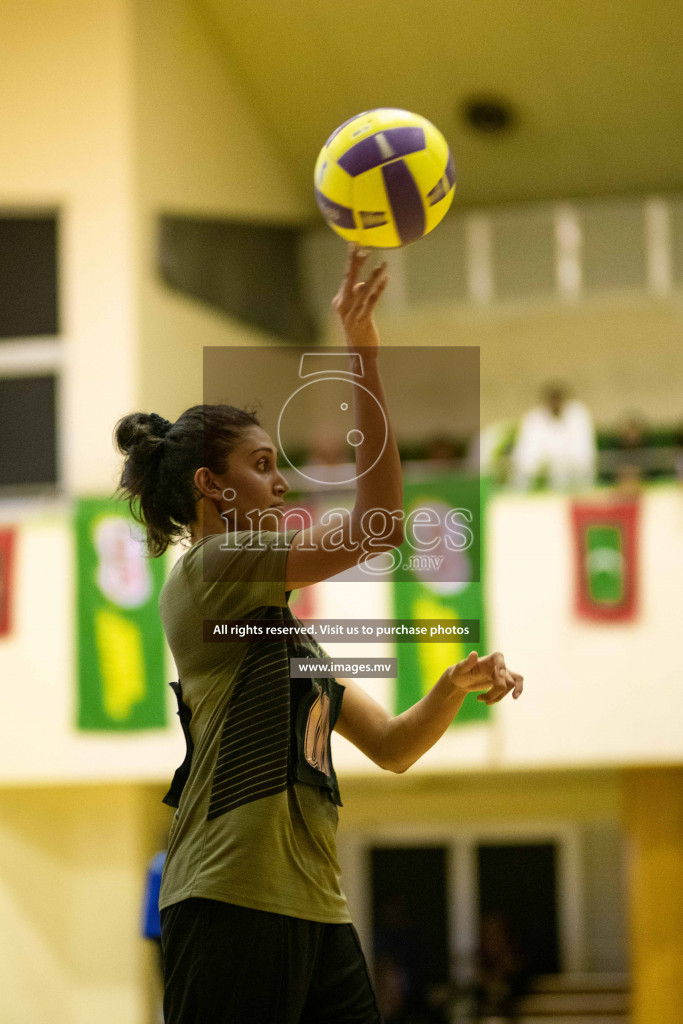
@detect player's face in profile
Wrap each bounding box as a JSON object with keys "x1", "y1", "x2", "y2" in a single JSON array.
[{"x1": 221, "y1": 425, "x2": 289, "y2": 531}]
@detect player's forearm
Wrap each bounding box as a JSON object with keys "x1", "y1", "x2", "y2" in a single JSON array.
[
  {"x1": 379, "y1": 670, "x2": 468, "y2": 773},
  {"x1": 350, "y1": 354, "x2": 403, "y2": 541}
]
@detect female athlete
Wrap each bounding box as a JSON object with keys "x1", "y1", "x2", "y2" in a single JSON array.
[{"x1": 115, "y1": 246, "x2": 523, "y2": 1024}]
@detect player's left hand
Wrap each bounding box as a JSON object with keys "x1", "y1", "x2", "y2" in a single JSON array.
[{"x1": 445, "y1": 650, "x2": 523, "y2": 705}]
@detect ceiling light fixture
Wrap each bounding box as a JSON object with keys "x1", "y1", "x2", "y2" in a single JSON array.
[{"x1": 462, "y1": 96, "x2": 516, "y2": 133}]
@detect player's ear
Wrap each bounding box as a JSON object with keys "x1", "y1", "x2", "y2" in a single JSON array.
[{"x1": 194, "y1": 466, "x2": 223, "y2": 500}]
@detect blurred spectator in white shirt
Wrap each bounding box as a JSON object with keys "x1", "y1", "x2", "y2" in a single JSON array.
[{"x1": 511, "y1": 383, "x2": 596, "y2": 490}]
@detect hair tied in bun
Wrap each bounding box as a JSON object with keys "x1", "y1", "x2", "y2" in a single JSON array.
[{"x1": 149, "y1": 413, "x2": 172, "y2": 438}]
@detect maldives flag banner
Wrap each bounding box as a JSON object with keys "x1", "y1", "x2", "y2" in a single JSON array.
[
  {"x1": 571, "y1": 500, "x2": 639, "y2": 622},
  {"x1": 0, "y1": 527, "x2": 16, "y2": 637},
  {"x1": 76, "y1": 499, "x2": 167, "y2": 730},
  {"x1": 392, "y1": 476, "x2": 489, "y2": 724}
]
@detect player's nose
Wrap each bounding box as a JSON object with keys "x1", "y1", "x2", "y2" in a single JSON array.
[{"x1": 274, "y1": 471, "x2": 289, "y2": 496}]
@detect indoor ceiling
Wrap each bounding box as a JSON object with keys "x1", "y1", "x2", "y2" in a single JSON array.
[{"x1": 198, "y1": 0, "x2": 683, "y2": 215}]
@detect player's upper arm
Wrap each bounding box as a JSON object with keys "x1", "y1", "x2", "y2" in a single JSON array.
[
  {"x1": 190, "y1": 531, "x2": 293, "y2": 617},
  {"x1": 285, "y1": 509, "x2": 403, "y2": 589},
  {"x1": 333, "y1": 677, "x2": 399, "y2": 772}
]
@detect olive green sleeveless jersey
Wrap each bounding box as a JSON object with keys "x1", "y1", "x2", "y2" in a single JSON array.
[{"x1": 158, "y1": 530, "x2": 350, "y2": 923}]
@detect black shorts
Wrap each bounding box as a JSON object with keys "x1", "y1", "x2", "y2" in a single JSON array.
[{"x1": 160, "y1": 898, "x2": 384, "y2": 1024}]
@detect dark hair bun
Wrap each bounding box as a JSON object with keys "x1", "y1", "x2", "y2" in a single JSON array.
[{"x1": 114, "y1": 412, "x2": 167, "y2": 454}]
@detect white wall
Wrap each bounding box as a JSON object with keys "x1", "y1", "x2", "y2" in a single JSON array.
[
  {"x1": 132, "y1": 0, "x2": 310, "y2": 418},
  {"x1": 0, "y1": 0, "x2": 312, "y2": 496},
  {"x1": 0, "y1": 0, "x2": 138, "y2": 494},
  {"x1": 306, "y1": 221, "x2": 683, "y2": 435},
  {"x1": 0, "y1": 0, "x2": 315, "y2": 783},
  {"x1": 330, "y1": 483, "x2": 683, "y2": 774},
  {"x1": 489, "y1": 484, "x2": 683, "y2": 769},
  {"x1": 1, "y1": 510, "x2": 183, "y2": 786},
  {"x1": 2, "y1": 484, "x2": 681, "y2": 786},
  {"x1": 374, "y1": 293, "x2": 683, "y2": 432}
]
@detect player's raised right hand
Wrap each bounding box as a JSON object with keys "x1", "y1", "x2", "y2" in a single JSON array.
[{"x1": 332, "y1": 244, "x2": 388, "y2": 351}]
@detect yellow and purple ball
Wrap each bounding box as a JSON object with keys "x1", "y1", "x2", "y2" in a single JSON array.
[{"x1": 314, "y1": 108, "x2": 456, "y2": 249}]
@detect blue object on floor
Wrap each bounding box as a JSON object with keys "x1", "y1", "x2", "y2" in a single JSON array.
[{"x1": 142, "y1": 851, "x2": 167, "y2": 940}]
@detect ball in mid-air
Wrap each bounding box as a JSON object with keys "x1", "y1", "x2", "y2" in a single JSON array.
[{"x1": 314, "y1": 108, "x2": 456, "y2": 248}]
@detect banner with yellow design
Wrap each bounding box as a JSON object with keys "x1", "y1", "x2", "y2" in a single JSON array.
[
  {"x1": 392, "y1": 476, "x2": 488, "y2": 724},
  {"x1": 76, "y1": 499, "x2": 167, "y2": 730}
]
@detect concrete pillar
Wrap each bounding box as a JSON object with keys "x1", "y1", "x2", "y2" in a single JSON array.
[{"x1": 624, "y1": 768, "x2": 683, "y2": 1024}]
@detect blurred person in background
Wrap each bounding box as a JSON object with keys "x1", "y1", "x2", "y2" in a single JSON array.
[
  {"x1": 474, "y1": 910, "x2": 529, "y2": 1024},
  {"x1": 611, "y1": 414, "x2": 649, "y2": 492},
  {"x1": 373, "y1": 891, "x2": 423, "y2": 1023},
  {"x1": 424, "y1": 434, "x2": 464, "y2": 467},
  {"x1": 511, "y1": 383, "x2": 596, "y2": 491}
]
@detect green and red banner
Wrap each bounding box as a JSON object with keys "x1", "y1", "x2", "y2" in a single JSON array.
[
  {"x1": 571, "y1": 500, "x2": 639, "y2": 621},
  {"x1": 392, "y1": 476, "x2": 489, "y2": 724},
  {"x1": 0, "y1": 527, "x2": 16, "y2": 638},
  {"x1": 76, "y1": 499, "x2": 167, "y2": 730}
]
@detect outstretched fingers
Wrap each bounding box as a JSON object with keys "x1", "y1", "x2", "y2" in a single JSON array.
[
  {"x1": 473, "y1": 650, "x2": 507, "y2": 683},
  {"x1": 510, "y1": 671, "x2": 524, "y2": 699},
  {"x1": 333, "y1": 244, "x2": 368, "y2": 314},
  {"x1": 353, "y1": 263, "x2": 389, "y2": 319},
  {"x1": 477, "y1": 667, "x2": 524, "y2": 704},
  {"x1": 450, "y1": 650, "x2": 523, "y2": 704}
]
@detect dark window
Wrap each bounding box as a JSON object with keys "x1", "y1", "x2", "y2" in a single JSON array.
[
  {"x1": 0, "y1": 215, "x2": 59, "y2": 338},
  {"x1": 477, "y1": 842, "x2": 560, "y2": 975},
  {"x1": 158, "y1": 215, "x2": 316, "y2": 343},
  {"x1": 371, "y1": 845, "x2": 450, "y2": 994},
  {"x1": 0, "y1": 376, "x2": 57, "y2": 487}
]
